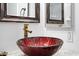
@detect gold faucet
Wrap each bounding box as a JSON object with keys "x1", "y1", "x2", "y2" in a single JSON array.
[{"x1": 24, "y1": 24, "x2": 32, "y2": 38}]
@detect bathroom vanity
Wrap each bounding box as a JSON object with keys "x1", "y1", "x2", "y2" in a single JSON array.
[{"x1": 0, "y1": 3, "x2": 75, "y2": 56}]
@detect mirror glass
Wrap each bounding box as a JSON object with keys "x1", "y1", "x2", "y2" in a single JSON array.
[
  {"x1": 7, "y1": 3, "x2": 35, "y2": 17},
  {"x1": 46, "y1": 3, "x2": 74, "y2": 30},
  {"x1": 50, "y1": 3, "x2": 62, "y2": 20},
  {"x1": 46, "y1": 3, "x2": 64, "y2": 24}
]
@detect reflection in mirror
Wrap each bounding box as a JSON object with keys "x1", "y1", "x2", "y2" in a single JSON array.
[
  {"x1": 46, "y1": 3, "x2": 73, "y2": 30},
  {"x1": 50, "y1": 3, "x2": 62, "y2": 20},
  {"x1": 46, "y1": 3, "x2": 64, "y2": 24},
  {"x1": 7, "y1": 3, "x2": 35, "y2": 17}
]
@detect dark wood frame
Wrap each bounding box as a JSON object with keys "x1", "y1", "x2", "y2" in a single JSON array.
[
  {"x1": 0, "y1": 3, "x2": 5, "y2": 20},
  {"x1": 0, "y1": 3, "x2": 1, "y2": 19},
  {"x1": 46, "y1": 3, "x2": 64, "y2": 24},
  {"x1": 0, "y1": 3, "x2": 40, "y2": 23}
]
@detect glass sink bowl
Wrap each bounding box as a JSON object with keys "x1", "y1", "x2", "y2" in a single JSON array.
[{"x1": 16, "y1": 37, "x2": 63, "y2": 56}]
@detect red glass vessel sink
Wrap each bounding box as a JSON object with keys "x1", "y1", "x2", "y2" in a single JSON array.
[{"x1": 17, "y1": 37, "x2": 63, "y2": 56}]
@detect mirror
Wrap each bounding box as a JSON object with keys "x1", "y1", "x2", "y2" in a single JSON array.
[
  {"x1": 46, "y1": 3, "x2": 64, "y2": 24},
  {"x1": 6, "y1": 3, "x2": 35, "y2": 17},
  {"x1": 0, "y1": 3, "x2": 40, "y2": 23},
  {"x1": 46, "y1": 3, "x2": 73, "y2": 30}
]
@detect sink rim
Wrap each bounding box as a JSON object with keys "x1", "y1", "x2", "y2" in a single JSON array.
[{"x1": 17, "y1": 36, "x2": 63, "y2": 48}]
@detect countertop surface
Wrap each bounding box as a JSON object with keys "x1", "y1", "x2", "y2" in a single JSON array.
[{"x1": 7, "y1": 49, "x2": 79, "y2": 56}]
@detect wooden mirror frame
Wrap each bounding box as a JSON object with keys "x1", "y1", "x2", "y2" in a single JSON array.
[
  {"x1": 46, "y1": 3, "x2": 64, "y2": 24},
  {"x1": 0, "y1": 3, "x2": 40, "y2": 23}
]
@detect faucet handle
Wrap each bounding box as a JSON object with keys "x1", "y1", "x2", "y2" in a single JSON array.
[{"x1": 29, "y1": 31, "x2": 32, "y2": 33}]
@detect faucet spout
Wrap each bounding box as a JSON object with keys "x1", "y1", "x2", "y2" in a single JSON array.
[
  {"x1": 24, "y1": 24, "x2": 32, "y2": 38},
  {"x1": 28, "y1": 30, "x2": 32, "y2": 33}
]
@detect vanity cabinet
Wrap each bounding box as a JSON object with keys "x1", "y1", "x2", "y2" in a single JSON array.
[{"x1": 0, "y1": 3, "x2": 40, "y2": 23}]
